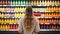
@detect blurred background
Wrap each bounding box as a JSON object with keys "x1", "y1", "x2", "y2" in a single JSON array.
[{"x1": 0, "y1": 0, "x2": 60, "y2": 34}]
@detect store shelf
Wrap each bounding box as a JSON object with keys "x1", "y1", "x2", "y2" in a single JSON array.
[
  {"x1": 0, "y1": 12, "x2": 24, "y2": 14},
  {"x1": 0, "y1": 12, "x2": 60, "y2": 14},
  {"x1": 0, "y1": 29, "x2": 18, "y2": 31},
  {"x1": 0, "y1": 29, "x2": 60, "y2": 31},
  {"x1": 40, "y1": 29, "x2": 60, "y2": 31},
  {"x1": 0, "y1": 5, "x2": 60, "y2": 8}
]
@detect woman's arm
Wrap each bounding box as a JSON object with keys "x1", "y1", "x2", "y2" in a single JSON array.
[
  {"x1": 35, "y1": 18, "x2": 40, "y2": 32},
  {"x1": 18, "y1": 18, "x2": 23, "y2": 33}
]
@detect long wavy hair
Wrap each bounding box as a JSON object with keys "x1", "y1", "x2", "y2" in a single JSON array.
[{"x1": 24, "y1": 6, "x2": 34, "y2": 31}]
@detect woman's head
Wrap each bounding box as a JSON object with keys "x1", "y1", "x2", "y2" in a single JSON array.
[
  {"x1": 25, "y1": 6, "x2": 33, "y2": 16},
  {"x1": 24, "y1": 6, "x2": 34, "y2": 31}
]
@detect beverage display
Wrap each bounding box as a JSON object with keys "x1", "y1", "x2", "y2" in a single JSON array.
[{"x1": 0, "y1": 0, "x2": 60, "y2": 31}]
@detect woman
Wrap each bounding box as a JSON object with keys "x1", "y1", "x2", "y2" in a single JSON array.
[{"x1": 18, "y1": 6, "x2": 40, "y2": 34}]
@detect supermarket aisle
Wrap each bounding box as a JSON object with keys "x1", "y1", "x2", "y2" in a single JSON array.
[{"x1": 0, "y1": 31, "x2": 60, "y2": 34}]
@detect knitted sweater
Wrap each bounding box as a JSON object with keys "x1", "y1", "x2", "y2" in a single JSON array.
[{"x1": 18, "y1": 17, "x2": 40, "y2": 34}]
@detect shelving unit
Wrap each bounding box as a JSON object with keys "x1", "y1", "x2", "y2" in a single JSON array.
[{"x1": 0, "y1": 0, "x2": 60, "y2": 32}]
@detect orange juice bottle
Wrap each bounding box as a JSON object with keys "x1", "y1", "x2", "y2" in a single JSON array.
[
  {"x1": 7, "y1": 25, "x2": 10, "y2": 30},
  {"x1": 49, "y1": 7, "x2": 51, "y2": 11},
  {"x1": 55, "y1": 7, "x2": 57, "y2": 11},
  {"x1": 0, "y1": 19, "x2": 1, "y2": 23},
  {"x1": 44, "y1": 19, "x2": 46, "y2": 23},
  {"x1": 46, "y1": 7, "x2": 48, "y2": 11},
  {"x1": 59, "y1": 7, "x2": 60, "y2": 11},
  {"x1": 4, "y1": 19, "x2": 6, "y2": 24},
  {"x1": 54, "y1": 7, "x2": 56, "y2": 11},
  {"x1": 39, "y1": 19, "x2": 41, "y2": 23},
  {"x1": 0, "y1": 25, "x2": 2, "y2": 30},
  {"x1": 52, "y1": 7, "x2": 54, "y2": 11},
  {"x1": 0, "y1": 25, "x2": 1, "y2": 30}
]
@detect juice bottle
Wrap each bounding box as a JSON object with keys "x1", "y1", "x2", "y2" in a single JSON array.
[
  {"x1": 55, "y1": 7, "x2": 57, "y2": 11},
  {"x1": 2, "y1": 7, "x2": 5, "y2": 12},
  {"x1": 5, "y1": 25, "x2": 7, "y2": 30},
  {"x1": 31, "y1": 0, "x2": 33, "y2": 5},
  {"x1": 2, "y1": 1, "x2": 4, "y2": 5},
  {"x1": 0, "y1": 1, "x2": 1, "y2": 5},
  {"x1": 52, "y1": 1, "x2": 54, "y2": 6},
  {"x1": 18, "y1": 1, "x2": 20, "y2": 5},
  {"x1": 28, "y1": 0, "x2": 30, "y2": 5},
  {"x1": 49, "y1": 0, "x2": 51, "y2": 5},
  {"x1": 26, "y1": 1, "x2": 29, "y2": 5},
  {"x1": 46, "y1": 7, "x2": 48, "y2": 11},
  {"x1": 59, "y1": 7, "x2": 60, "y2": 11},
  {"x1": 52, "y1": 7, "x2": 54, "y2": 11},
  {"x1": 5, "y1": 1, "x2": 7, "y2": 5},
  {"x1": 0, "y1": 25, "x2": 2, "y2": 30},
  {"x1": 10, "y1": 25, "x2": 12, "y2": 29},
  {"x1": 15, "y1": 24, "x2": 18, "y2": 29},
  {"x1": 0, "y1": 8, "x2": 2, "y2": 12},
  {"x1": 16, "y1": 1, "x2": 18, "y2": 5},
  {"x1": 12, "y1": 1, "x2": 15, "y2": 5},
  {"x1": 39, "y1": 0, "x2": 41, "y2": 6},
  {"x1": 37, "y1": 0, "x2": 39, "y2": 5},
  {"x1": 10, "y1": 0, "x2": 13, "y2": 5},
  {"x1": 15, "y1": 7, "x2": 18, "y2": 12},
  {"x1": 9, "y1": 19, "x2": 11, "y2": 24},
  {"x1": 8, "y1": 25, "x2": 10, "y2": 30},
  {"x1": 34, "y1": 0, "x2": 37, "y2": 5},
  {"x1": 7, "y1": 1, "x2": 10, "y2": 5},
  {"x1": 17, "y1": 7, "x2": 20, "y2": 12},
  {"x1": 42, "y1": 1, "x2": 45, "y2": 6},
  {"x1": 54, "y1": 1, "x2": 57, "y2": 5},
  {"x1": 54, "y1": 7, "x2": 56, "y2": 11},
  {"x1": 57, "y1": 1, "x2": 59, "y2": 5},
  {"x1": 47, "y1": 1, "x2": 49, "y2": 6},
  {"x1": 20, "y1": 1, "x2": 23, "y2": 5}
]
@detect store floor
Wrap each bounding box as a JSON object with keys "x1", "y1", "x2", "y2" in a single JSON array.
[{"x1": 0, "y1": 31, "x2": 60, "y2": 34}]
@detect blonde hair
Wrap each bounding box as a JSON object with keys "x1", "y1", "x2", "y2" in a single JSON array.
[{"x1": 24, "y1": 6, "x2": 34, "y2": 31}]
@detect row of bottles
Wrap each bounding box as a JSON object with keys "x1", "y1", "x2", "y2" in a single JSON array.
[
  {"x1": 0, "y1": 0, "x2": 60, "y2": 6},
  {"x1": 0, "y1": 24, "x2": 18, "y2": 31},
  {"x1": 0, "y1": 13, "x2": 25, "y2": 18},
  {"x1": 0, "y1": 19, "x2": 19, "y2": 24},
  {"x1": 40, "y1": 24, "x2": 60, "y2": 29},
  {"x1": 39, "y1": 18, "x2": 60, "y2": 24},
  {"x1": 0, "y1": 7, "x2": 26, "y2": 12},
  {"x1": 0, "y1": 1, "x2": 10, "y2": 5},
  {"x1": 46, "y1": 7, "x2": 60, "y2": 11},
  {"x1": 31, "y1": 0, "x2": 60, "y2": 6},
  {"x1": 0, "y1": 12, "x2": 60, "y2": 18},
  {"x1": 44, "y1": 13, "x2": 60, "y2": 17},
  {"x1": 0, "y1": 7, "x2": 60, "y2": 12},
  {"x1": 10, "y1": 0, "x2": 30, "y2": 5}
]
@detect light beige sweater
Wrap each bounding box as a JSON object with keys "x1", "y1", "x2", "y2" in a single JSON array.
[{"x1": 18, "y1": 17, "x2": 40, "y2": 34}]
